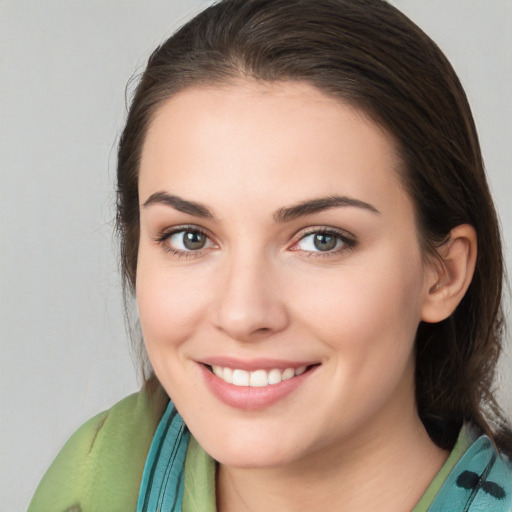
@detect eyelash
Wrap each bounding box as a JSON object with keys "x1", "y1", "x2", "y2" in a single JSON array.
[{"x1": 154, "y1": 225, "x2": 357, "y2": 259}]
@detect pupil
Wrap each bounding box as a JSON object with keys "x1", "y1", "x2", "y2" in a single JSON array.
[
  {"x1": 314, "y1": 234, "x2": 336, "y2": 251},
  {"x1": 183, "y1": 231, "x2": 205, "y2": 250}
]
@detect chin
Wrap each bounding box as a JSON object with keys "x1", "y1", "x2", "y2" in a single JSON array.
[
  {"x1": 213, "y1": 444, "x2": 297, "y2": 469},
  {"x1": 194, "y1": 424, "x2": 303, "y2": 469}
]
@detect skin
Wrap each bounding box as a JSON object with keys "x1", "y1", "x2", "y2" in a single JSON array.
[{"x1": 136, "y1": 80, "x2": 470, "y2": 511}]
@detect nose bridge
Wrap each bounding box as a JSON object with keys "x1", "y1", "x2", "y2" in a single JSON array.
[{"x1": 213, "y1": 243, "x2": 288, "y2": 341}]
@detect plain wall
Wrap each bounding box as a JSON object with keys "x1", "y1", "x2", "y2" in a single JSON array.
[{"x1": 1, "y1": 1, "x2": 510, "y2": 510}]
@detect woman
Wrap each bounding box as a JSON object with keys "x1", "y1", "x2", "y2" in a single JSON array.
[{"x1": 29, "y1": 0, "x2": 512, "y2": 510}]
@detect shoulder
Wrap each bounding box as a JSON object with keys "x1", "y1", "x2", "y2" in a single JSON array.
[{"x1": 28, "y1": 379, "x2": 168, "y2": 512}]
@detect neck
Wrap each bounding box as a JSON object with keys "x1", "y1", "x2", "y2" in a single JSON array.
[{"x1": 216, "y1": 402, "x2": 448, "y2": 512}]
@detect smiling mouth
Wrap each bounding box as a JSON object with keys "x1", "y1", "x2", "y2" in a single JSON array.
[{"x1": 206, "y1": 364, "x2": 318, "y2": 387}]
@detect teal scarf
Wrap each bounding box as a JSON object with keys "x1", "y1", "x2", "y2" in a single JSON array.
[
  {"x1": 428, "y1": 432, "x2": 512, "y2": 511},
  {"x1": 137, "y1": 402, "x2": 190, "y2": 511}
]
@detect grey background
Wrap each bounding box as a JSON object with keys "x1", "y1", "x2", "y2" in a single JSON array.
[{"x1": 1, "y1": 1, "x2": 510, "y2": 510}]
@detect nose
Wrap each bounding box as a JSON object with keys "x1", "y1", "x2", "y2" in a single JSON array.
[{"x1": 213, "y1": 251, "x2": 289, "y2": 342}]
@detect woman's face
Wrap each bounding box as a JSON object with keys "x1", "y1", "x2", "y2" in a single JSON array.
[{"x1": 137, "y1": 80, "x2": 434, "y2": 469}]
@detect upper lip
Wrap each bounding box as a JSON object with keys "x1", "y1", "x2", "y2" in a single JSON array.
[{"x1": 199, "y1": 357, "x2": 320, "y2": 372}]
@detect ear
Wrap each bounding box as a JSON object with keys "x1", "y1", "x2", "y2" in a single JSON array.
[{"x1": 421, "y1": 224, "x2": 477, "y2": 323}]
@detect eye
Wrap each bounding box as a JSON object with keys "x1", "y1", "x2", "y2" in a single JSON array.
[
  {"x1": 155, "y1": 226, "x2": 215, "y2": 256},
  {"x1": 291, "y1": 228, "x2": 356, "y2": 255},
  {"x1": 169, "y1": 229, "x2": 210, "y2": 251}
]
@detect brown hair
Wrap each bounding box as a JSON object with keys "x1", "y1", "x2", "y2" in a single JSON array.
[{"x1": 116, "y1": 0, "x2": 511, "y2": 453}]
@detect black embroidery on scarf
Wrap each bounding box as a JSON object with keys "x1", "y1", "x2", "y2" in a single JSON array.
[{"x1": 456, "y1": 470, "x2": 506, "y2": 500}]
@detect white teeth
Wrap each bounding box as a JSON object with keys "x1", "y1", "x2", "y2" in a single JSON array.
[
  {"x1": 268, "y1": 368, "x2": 282, "y2": 385},
  {"x1": 295, "y1": 366, "x2": 306, "y2": 376},
  {"x1": 249, "y1": 369, "x2": 268, "y2": 387},
  {"x1": 232, "y1": 369, "x2": 250, "y2": 386},
  {"x1": 211, "y1": 365, "x2": 309, "y2": 387},
  {"x1": 282, "y1": 368, "x2": 295, "y2": 380},
  {"x1": 223, "y1": 367, "x2": 234, "y2": 384}
]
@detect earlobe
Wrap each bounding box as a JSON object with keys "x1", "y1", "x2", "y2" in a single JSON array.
[{"x1": 421, "y1": 224, "x2": 477, "y2": 324}]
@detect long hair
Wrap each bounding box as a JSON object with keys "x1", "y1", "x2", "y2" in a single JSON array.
[{"x1": 116, "y1": 0, "x2": 511, "y2": 454}]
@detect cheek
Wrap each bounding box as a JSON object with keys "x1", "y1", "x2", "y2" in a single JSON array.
[
  {"x1": 288, "y1": 247, "x2": 425, "y2": 360},
  {"x1": 136, "y1": 249, "x2": 209, "y2": 348}
]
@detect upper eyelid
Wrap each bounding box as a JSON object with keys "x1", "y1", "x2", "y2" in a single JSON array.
[
  {"x1": 294, "y1": 225, "x2": 356, "y2": 241},
  {"x1": 157, "y1": 224, "x2": 354, "y2": 238},
  {"x1": 155, "y1": 224, "x2": 213, "y2": 240}
]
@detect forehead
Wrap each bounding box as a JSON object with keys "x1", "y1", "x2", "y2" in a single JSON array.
[{"x1": 139, "y1": 80, "x2": 408, "y2": 216}]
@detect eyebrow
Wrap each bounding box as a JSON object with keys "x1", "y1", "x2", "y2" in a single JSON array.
[
  {"x1": 273, "y1": 195, "x2": 380, "y2": 222},
  {"x1": 143, "y1": 192, "x2": 214, "y2": 218},
  {"x1": 142, "y1": 191, "x2": 379, "y2": 221}
]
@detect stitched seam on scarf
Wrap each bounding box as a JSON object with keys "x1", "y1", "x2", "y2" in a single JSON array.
[{"x1": 88, "y1": 413, "x2": 108, "y2": 454}]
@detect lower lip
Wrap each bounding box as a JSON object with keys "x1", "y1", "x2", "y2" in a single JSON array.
[{"x1": 200, "y1": 364, "x2": 316, "y2": 411}]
